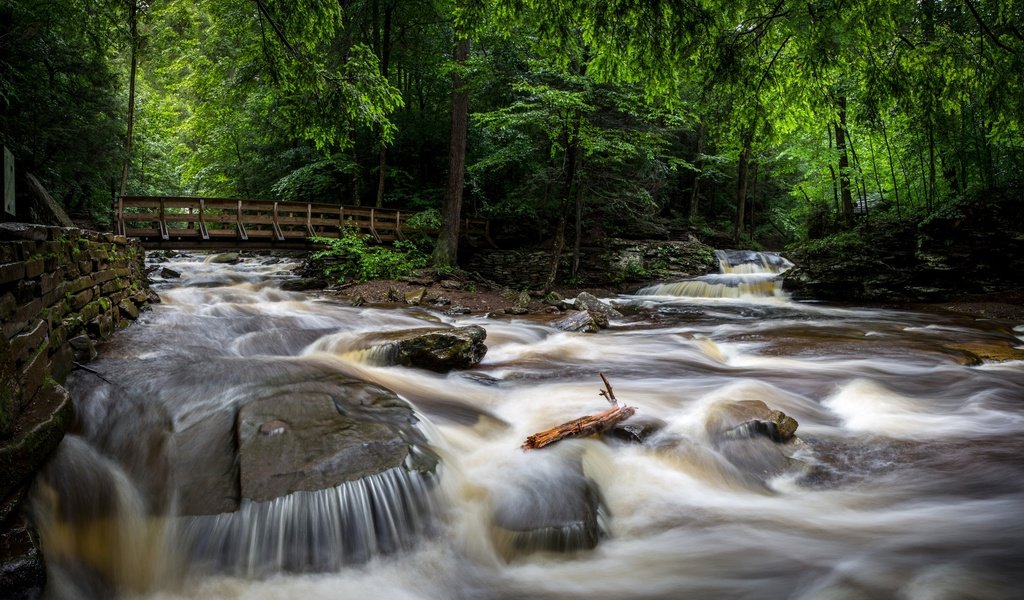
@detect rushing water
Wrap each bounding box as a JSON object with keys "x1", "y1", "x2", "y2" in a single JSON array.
[{"x1": 31, "y1": 251, "x2": 1024, "y2": 599}]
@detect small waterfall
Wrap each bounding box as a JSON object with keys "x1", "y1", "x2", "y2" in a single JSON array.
[
  {"x1": 181, "y1": 467, "x2": 437, "y2": 576},
  {"x1": 638, "y1": 249, "x2": 793, "y2": 298},
  {"x1": 32, "y1": 436, "x2": 180, "y2": 597}
]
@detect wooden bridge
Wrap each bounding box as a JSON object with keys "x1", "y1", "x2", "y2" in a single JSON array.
[{"x1": 116, "y1": 196, "x2": 493, "y2": 250}]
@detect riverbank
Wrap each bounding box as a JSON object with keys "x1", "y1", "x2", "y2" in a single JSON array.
[{"x1": 322, "y1": 277, "x2": 629, "y2": 316}]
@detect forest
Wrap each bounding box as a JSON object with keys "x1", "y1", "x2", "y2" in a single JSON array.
[{"x1": 2, "y1": 0, "x2": 1022, "y2": 273}]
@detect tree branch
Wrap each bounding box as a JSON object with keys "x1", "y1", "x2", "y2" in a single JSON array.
[
  {"x1": 963, "y1": 0, "x2": 1018, "y2": 56},
  {"x1": 251, "y1": 0, "x2": 303, "y2": 61}
]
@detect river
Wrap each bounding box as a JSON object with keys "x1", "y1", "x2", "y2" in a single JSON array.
[{"x1": 31, "y1": 251, "x2": 1024, "y2": 599}]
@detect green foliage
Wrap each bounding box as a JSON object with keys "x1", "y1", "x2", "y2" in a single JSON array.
[
  {"x1": 610, "y1": 258, "x2": 650, "y2": 284},
  {"x1": 404, "y1": 208, "x2": 442, "y2": 230},
  {"x1": 790, "y1": 230, "x2": 867, "y2": 256},
  {"x1": 311, "y1": 229, "x2": 428, "y2": 282},
  {"x1": 0, "y1": 0, "x2": 126, "y2": 215},
  {"x1": 5, "y1": 0, "x2": 1023, "y2": 254}
]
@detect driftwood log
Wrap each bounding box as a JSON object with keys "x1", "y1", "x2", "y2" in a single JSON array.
[{"x1": 522, "y1": 373, "x2": 636, "y2": 450}]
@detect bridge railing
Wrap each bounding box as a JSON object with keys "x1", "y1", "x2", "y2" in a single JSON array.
[{"x1": 116, "y1": 196, "x2": 493, "y2": 248}]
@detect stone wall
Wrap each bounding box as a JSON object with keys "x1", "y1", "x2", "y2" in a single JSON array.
[
  {"x1": 0, "y1": 222, "x2": 152, "y2": 597},
  {"x1": 467, "y1": 237, "x2": 718, "y2": 289}
]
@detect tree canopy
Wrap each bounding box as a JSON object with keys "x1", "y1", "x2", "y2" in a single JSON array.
[{"x1": 2, "y1": 0, "x2": 1021, "y2": 256}]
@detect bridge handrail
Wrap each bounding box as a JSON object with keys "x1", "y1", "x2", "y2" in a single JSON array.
[{"x1": 117, "y1": 196, "x2": 493, "y2": 248}]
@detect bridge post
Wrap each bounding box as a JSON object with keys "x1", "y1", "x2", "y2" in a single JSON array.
[
  {"x1": 272, "y1": 202, "x2": 284, "y2": 241},
  {"x1": 198, "y1": 198, "x2": 209, "y2": 240},
  {"x1": 158, "y1": 198, "x2": 169, "y2": 240},
  {"x1": 236, "y1": 200, "x2": 248, "y2": 240}
]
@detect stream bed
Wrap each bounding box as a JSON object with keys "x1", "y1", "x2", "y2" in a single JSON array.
[{"x1": 32, "y1": 252, "x2": 1024, "y2": 599}]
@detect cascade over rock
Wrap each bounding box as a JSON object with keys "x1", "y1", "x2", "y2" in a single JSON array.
[
  {"x1": 639, "y1": 250, "x2": 793, "y2": 299},
  {"x1": 357, "y1": 325, "x2": 488, "y2": 371},
  {"x1": 237, "y1": 384, "x2": 435, "y2": 503}
]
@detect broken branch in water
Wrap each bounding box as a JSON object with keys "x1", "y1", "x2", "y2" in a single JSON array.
[
  {"x1": 522, "y1": 374, "x2": 636, "y2": 450},
  {"x1": 598, "y1": 372, "x2": 616, "y2": 405}
]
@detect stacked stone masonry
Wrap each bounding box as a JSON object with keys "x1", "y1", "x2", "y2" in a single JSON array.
[{"x1": 0, "y1": 222, "x2": 152, "y2": 596}]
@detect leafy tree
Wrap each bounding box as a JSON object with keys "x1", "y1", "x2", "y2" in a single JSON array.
[{"x1": 0, "y1": 0, "x2": 127, "y2": 221}]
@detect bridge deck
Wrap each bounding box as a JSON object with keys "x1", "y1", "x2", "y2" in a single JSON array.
[{"x1": 116, "y1": 196, "x2": 493, "y2": 250}]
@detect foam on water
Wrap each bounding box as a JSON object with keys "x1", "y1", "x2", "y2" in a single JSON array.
[{"x1": 32, "y1": 251, "x2": 1024, "y2": 599}]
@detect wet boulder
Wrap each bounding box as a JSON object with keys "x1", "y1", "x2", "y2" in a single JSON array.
[
  {"x1": 237, "y1": 381, "x2": 435, "y2": 502},
  {"x1": 362, "y1": 325, "x2": 488, "y2": 371},
  {"x1": 553, "y1": 311, "x2": 601, "y2": 333},
  {"x1": 573, "y1": 292, "x2": 622, "y2": 322},
  {"x1": 705, "y1": 400, "x2": 799, "y2": 442},
  {"x1": 609, "y1": 415, "x2": 666, "y2": 444},
  {"x1": 703, "y1": 400, "x2": 802, "y2": 486},
  {"x1": 280, "y1": 277, "x2": 325, "y2": 292},
  {"x1": 404, "y1": 288, "x2": 426, "y2": 306},
  {"x1": 0, "y1": 512, "x2": 46, "y2": 600}
]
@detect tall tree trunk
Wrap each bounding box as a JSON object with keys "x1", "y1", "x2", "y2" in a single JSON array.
[
  {"x1": 917, "y1": 143, "x2": 929, "y2": 210},
  {"x1": 749, "y1": 161, "x2": 760, "y2": 242},
  {"x1": 688, "y1": 124, "x2": 705, "y2": 222},
  {"x1": 867, "y1": 132, "x2": 885, "y2": 204},
  {"x1": 827, "y1": 126, "x2": 840, "y2": 215},
  {"x1": 845, "y1": 128, "x2": 869, "y2": 219},
  {"x1": 375, "y1": 2, "x2": 394, "y2": 209},
  {"x1": 923, "y1": 0, "x2": 936, "y2": 212},
  {"x1": 118, "y1": 1, "x2": 139, "y2": 199},
  {"x1": 835, "y1": 96, "x2": 854, "y2": 228},
  {"x1": 880, "y1": 117, "x2": 901, "y2": 218},
  {"x1": 733, "y1": 138, "x2": 752, "y2": 244},
  {"x1": 567, "y1": 115, "x2": 583, "y2": 277},
  {"x1": 433, "y1": 36, "x2": 470, "y2": 267},
  {"x1": 927, "y1": 124, "x2": 936, "y2": 211},
  {"x1": 545, "y1": 212, "x2": 566, "y2": 292},
  {"x1": 350, "y1": 146, "x2": 361, "y2": 206}
]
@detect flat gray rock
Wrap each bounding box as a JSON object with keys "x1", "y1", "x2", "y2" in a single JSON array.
[{"x1": 237, "y1": 381, "x2": 432, "y2": 503}]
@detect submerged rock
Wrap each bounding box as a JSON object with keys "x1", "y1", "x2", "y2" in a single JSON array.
[
  {"x1": 208, "y1": 252, "x2": 240, "y2": 264},
  {"x1": 362, "y1": 325, "x2": 488, "y2": 371},
  {"x1": 943, "y1": 341, "x2": 1024, "y2": 364},
  {"x1": 489, "y1": 452, "x2": 605, "y2": 559},
  {"x1": 609, "y1": 415, "x2": 666, "y2": 444}
]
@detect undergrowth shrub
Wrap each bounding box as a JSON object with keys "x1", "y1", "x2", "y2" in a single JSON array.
[{"x1": 311, "y1": 228, "x2": 429, "y2": 282}]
